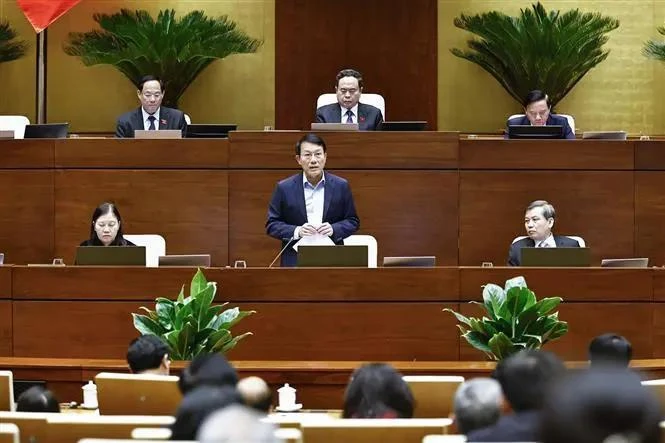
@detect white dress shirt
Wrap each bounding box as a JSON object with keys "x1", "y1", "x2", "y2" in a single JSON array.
[
  {"x1": 141, "y1": 107, "x2": 161, "y2": 130},
  {"x1": 535, "y1": 233, "x2": 556, "y2": 248},
  {"x1": 293, "y1": 172, "x2": 325, "y2": 239},
  {"x1": 340, "y1": 104, "x2": 359, "y2": 124}
]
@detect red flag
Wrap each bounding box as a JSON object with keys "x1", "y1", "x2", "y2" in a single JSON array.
[{"x1": 18, "y1": 0, "x2": 82, "y2": 33}]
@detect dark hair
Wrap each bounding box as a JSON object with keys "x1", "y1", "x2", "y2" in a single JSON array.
[
  {"x1": 170, "y1": 385, "x2": 242, "y2": 440},
  {"x1": 295, "y1": 133, "x2": 327, "y2": 155},
  {"x1": 178, "y1": 353, "x2": 239, "y2": 395},
  {"x1": 494, "y1": 349, "x2": 566, "y2": 412},
  {"x1": 336, "y1": 68, "x2": 364, "y2": 89},
  {"x1": 343, "y1": 363, "x2": 414, "y2": 419},
  {"x1": 589, "y1": 333, "x2": 633, "y2": 368},
  {"x1": 16, "y1": 386, "x2": 60, "y2": 412},
  {"x1": 523, "y1": 90, "x2": 549, "y2": 108},
  {"x1": 138, "y1": 75, "x2": 164, "y2": 92},
  {"x1": 127, "y1": 335, "x2": 169, "y2": 373},
  {"x1": 526, "y1": 200, "x2": 556, "y2": 220},
  {"x1": 87, "y1": 202, "x2": 130, "y2": 246},
  {"x1": 541, "y1": 369, "x2": 661, "y2": 443}
]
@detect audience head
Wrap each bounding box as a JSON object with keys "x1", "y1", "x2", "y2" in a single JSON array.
[
  {"x1": 453, "y1": 377, "x2": 503, "y2": 435},
  {"x1": 541, "y1": 369, "x2": 661, "y2": 443},
  {"x1": 88, "y1": 202, "x2": 128, "y2": 246},
  {"x1": 335, "y1": 68, "x2": 363, "y2": 110},
  {"x1": 589, "y1": 333, "x2": 633, "y2": 368},
  {"x1": 343, "y1": 363, "x2": 414, "y2": 419},
  {"x1": 178, "y1": 352, "x2": 239, "y2": 395},
  {"x1": 126, "y1": 335, "x2": 170, "y2": 375},
  {"x1": 524, "y1": 200, "x2": 555, "y2": 242},
  {"x1": 494, "y1": 349, "x2": 566, "y2": 412},
  {"x1": 198, "y1": 404, "x2": 278, "y2": 443},
  {"x1": 171, "y1": 385, "x2": 243, "y2": 440},
  {"x1": 237, "y1": 376, "x2": 272, "y2": 414},
  {"x1": 295, "y1": 133, "x2": 327, "y2": 183},
  {"x1": 16, "y1": 386, "x2": 60, "y2": 412},
  {"x1": 523, "y1": 90, "x2": 551, "y2": 126},
  {"x1": 137, "y1": 74, "x2": 164, "y2": 115}
]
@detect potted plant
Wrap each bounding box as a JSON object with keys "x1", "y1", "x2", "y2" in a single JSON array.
[
  {"x1": 643, "y1": 25, "x2": 665, "y2": 63},
  {"x1": 0, "y1": 20, "x2": 27, "y2": 63},
  {"x1": 451, "y1": 2, "x2": 619, "y2": 109},
  {"x1": 64, "y1": 9, "x2": 262, "y2": 108},
  {"x1": 132, "y1": 268, "x2": 255, "y2": 360},
  {"x1": 444, "y1": 276, "x2": 568, "y2": 360}
]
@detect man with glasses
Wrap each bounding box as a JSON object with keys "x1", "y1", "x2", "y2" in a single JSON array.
[
  {"x1": 505, "y1": 90, "x2": 575, "y2": 139},
  {"x1": 115, "y1": 75, "x2": 188, "y2": 138},
  {"x1": 315, "y1": 68, "x2": 383, "y2": 130}
]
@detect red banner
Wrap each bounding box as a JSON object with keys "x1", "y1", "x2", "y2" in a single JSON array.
[{"x1": 17, "y1": 0, "x2": 82, "y2": 33}]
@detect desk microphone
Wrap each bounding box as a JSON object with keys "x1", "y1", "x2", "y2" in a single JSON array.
[{"x1": 268, "y1": 238, "x2": 297, "y2": 268}]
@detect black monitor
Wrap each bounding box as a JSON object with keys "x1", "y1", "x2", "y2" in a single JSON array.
[
  {"x1": 185, "y1": 124, "x2": 237, "y2": 139},
  {"x1": 379, "y1": 121, "x2": 427, "y2": 131},
  {"x1": 508, "y1": 125, "x2": 564, "y2": 139},
  {"x1": 24, "y1": 123, "x2": 69, "y2": 139}
]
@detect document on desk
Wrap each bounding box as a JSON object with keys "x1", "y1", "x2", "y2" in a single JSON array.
[{"x1": 292, "y1": 234, "x2": 335, "y2": 251}]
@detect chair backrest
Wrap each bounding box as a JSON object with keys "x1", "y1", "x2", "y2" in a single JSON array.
[
  {"x1": 512, "y1": 235, "x2": 586, "y2": 247},
  {"x1": 130, "y1": 427, "x2": 171, "y2": 439},
  {"x1": 123, "y1": 235, "x2": 166, "y2": 268},
  {"x1": 343, "y1": 235, "x2": 378, "y2": 268},
  {"x1": 263, "y1": 412, "x2": 336, "y2": 429},
  {"x1": 184, "y1": 114, "x2": 191, "y2": 125},
  {"x1": 508, "y1": 113, "x2": 575, "y2": 134},
  {"x1": 0, "y1": 424, "x2": 19, "y2": 443},
  {"x1": 45, "y1": 414, "x2": 174, "y2": 443},
  {"x1": 642, "y1": 380, "x2": 665, "y2": 412},
  {"x1": 422, "y1": 435, "x2": 467, "y2": 443},
  {"x1": 0, "y1": 371, "x2": 14, "y2": 411},
  {"x1": 274, "y1": 427, "x2": 303, "y2": 443},
  {"x1": 316, "y1": 93, "x2": 386, "y2": 119},
  {"x1": 0, "y1": 116, "x2": 30, "y2": 139},
  {"x1": 403, "y1": 376, "x2": 465, "y2": 418},
  {"x1": 301, "y1": 418, "x2": 452, "y2": 443},
  {"x1": 0, "y1": 412, "x2": 54, "y2": 443},
  {"x1": 95, "y1": 372, "x2": 181, "y2": 416}
]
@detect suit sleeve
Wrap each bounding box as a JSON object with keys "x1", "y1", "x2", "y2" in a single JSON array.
[
  {"x1": 372, "y1": 110, "x2": 384, "y2": 131},
  {"x1": 315, "y1": 108, "x2": 326, "y2": 123},
  {"x1": 563, "y1": 120, "x2": 575, "y2": 139},
  {"x1": 330, "y1": 181, "x2": 360, "y2": 242},
  {"x1": 266, "y1": 184, "x2": 298, "y2": 241},
  {"x1": 178, "y1": 112, "x2": 187, "y2": 133},
  {"x1": 508, "y1": 243, "x2": 520, "y2": 266},
  {"x1": 115, "y1": 118, "x2": 129, "y2": 138}
]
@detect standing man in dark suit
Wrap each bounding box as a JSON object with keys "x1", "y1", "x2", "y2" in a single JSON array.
[
  {"x1": 115, "y1": 75, "x2": 187, "y2": 138},
  {"x1": 508, "y1": 200, "x2": 580, "y2": 266},
  {"x1": 315, "y1": 69, "x2": 383, "y2": 131},
  {"x1": 505, "y1": 90, "x2": 575, "y2": 139},
  {"x1": 266, "y1": 133, "x2": 360, "y2": 267}
]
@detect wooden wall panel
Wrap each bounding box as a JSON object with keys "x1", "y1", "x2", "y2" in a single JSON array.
[
  {"x1": 459, "y1": 171, "x2": 634, "y2": 266},
  {"x1": 0, "y1": 140, "x2": 53, "y2": 169},
  {"x1": 636, "y1": 172, "x2": 665, "y2": 266},
  {"x1": 53, "y1": 170, "x2": 229, "y2": 266},
  {"x1": 0, "y1": 301, "x2": 11, "y2": 356},
  {"x1": 275, "y1": 0, "x2": 437, "y2": 130}
]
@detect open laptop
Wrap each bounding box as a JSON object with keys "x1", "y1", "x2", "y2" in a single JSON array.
[
  {"x1": 601, "y1": 258, "x2": 649, "y2": 268},
  {"x1": 158, "y1": 254, "x2": 211, "y2": 267},
  {"x1": 95, "y1": 372, "x2": 181, "y2": 415},
  {"x1": 582, "y1": 131, "x2": 628, "y2": 140},
  {"x1": 0, "y1": 130, "x2": 14, "y2": 139},
  {"x1": 74, "y1": 246, "x2": 146, "y2": 266},
  {"x1": 520, "y1": 247, "x2": 591, "y2": 267},
  {"x1": 508, "y1": 125, "x2": 563, "y2": 139},
  {"x1": 383, "y1": 256, "x2": 436, "y2": 267},
  {"x1": 24, "y1": 123, "x2": 69, "y2": 139},
  {"x1": 310, "y1": 123, "x2": 359, "y2": 131},
  {"x1": 134, "y1": 129, "x2": 182, "y2": 139},
  {"x1": 297, "y1": 245, "x2": 368, "y2": 267},
  {"x1": 379, "y1": 121, "x2": 427, "y2": 131},
  {"x1": 185, "y1": 124, "x2": 237, "y2": 138}
]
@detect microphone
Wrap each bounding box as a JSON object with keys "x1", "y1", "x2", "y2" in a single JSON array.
[{"x1": 268, "y1": 237, "x2": 297, "y2": 268}]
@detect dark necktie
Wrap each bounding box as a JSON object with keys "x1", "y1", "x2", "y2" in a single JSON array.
[
  {"x1": 148, "y1": 115, "x2": 156, "y2": 130},
  {"x1": 345, "y1": 110, "x2": 354, "y2": 124}
]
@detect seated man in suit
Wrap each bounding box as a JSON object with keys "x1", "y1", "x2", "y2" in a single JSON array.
[
  {"x1": 508, "y1": 200, "x2": 580, "y2": 266},
  {"x1": 266, "y1": 133, "x2": 360, "y2": 267},
  {"x1": 506, "y1": 90, "x2": 575, "y2": 139},
  {"x1": 315, "y1": 68, "x2": 383, "y2": 130},
  {"x1": 115, "y1": 75, "x2": 187, "y2": 138}
]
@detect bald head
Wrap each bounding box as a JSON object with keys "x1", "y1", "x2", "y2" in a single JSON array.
[{"x1": 237, "y1": 376, "x2": 272, "y2": 413}]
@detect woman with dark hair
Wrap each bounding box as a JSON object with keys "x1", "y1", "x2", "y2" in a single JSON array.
[
  {"x1": 342, "y1": 363, "x2": 414, "y2": 419},
  {"x1": 80, "y1": 202, "x2": 135, "y2": 246},
  {"x1": 170, "y1": 385, "x2": 242, "y2": 440},
  {"x1": 177, "y1": 353, "x2": 239, "y2": 395},
  {"x1": 16, "y1": 386, "x2": 60, "y2": 412}
]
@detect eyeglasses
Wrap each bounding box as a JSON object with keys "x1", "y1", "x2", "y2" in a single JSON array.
[
  {"x1": 300, "y1": 152, "x2": 325, "y2": 160},
  {"x1": 142, "y1": 92, "x2": 163, "y2": 99}
]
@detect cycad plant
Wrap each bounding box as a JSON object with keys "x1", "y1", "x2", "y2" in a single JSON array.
[
  {"x1": 64, "y1": 9, "x2": 262, "y2": 107},
  {"x1": 643, "y1": 26, "x2": 665, "y2": 63},
  {"x1": 0, "y1": 21, "x2": 27, "y2": 63},
  {"x1": 451, "y1": 2, "x2": 619, "y2": 108}
]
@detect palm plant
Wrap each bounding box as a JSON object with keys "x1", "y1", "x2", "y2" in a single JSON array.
[
  {"x1": 64, "y1": 9, "x2": 262, "y2": 107},
  {"x1": 0, "y1": 21, "x2": 27, "y2": 63},
  {"x1": 451, "y1": 2, "x2": 619, "y2": 108},
  {"x1": 643, "y1": 26, "x2": 665, "y2": 63}
]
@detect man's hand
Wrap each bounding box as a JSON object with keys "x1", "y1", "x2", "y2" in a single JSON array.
[
  {"x1": 316, "y1": 222, "x2": 333, "y2": 237},
  {"x1": 300, "y1": 223, "x2": 318, "y2": 237}
]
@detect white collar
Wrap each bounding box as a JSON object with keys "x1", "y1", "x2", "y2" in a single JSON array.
[
  {"x1": 303, "y1": 171, "x2": 325, "y2": 188},
  {"x1": 340, "y1": 103, "x2": 359, "y2": 119},
  {"x1": 535, "y1": 233, "x2": 555, "y2": 247},
  {"x1": 141, "y1": 107, "x2": 161, "y2": 124}
]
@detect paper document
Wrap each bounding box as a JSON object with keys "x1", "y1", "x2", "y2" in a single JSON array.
[{"x1": 292, "y1": 234, "x2": 335, "y2": 251}]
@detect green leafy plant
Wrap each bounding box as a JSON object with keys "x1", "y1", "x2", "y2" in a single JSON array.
[
  {"x1": 64, "y1": 9, "x2": 263, "y2": 107},
  {"x1": 132, "y1": 268, "x2": 255, "y2": 360},
  {"x1": 643, "y1": 26, "x2": 665, "y2": 63},
  {"x1": 0, "y1": 20, "x2": 27, "y2": 63},
  {"x1": 451, "y1": 2, "x2": 619, "y2": 108},
  {"x1": 444, "y1": 276, "x2": 567, "y2": 360}
]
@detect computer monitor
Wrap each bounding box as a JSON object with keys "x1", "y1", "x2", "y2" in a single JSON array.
[
  {"x1": 74, "y1": 246, "x2": 146, "y2": 266},
  {"x1": 379, "y1": 121, "x2": 427, "y2": 131},
  {"x1": 24, "y1": 123, "x2": 69, "y2": 139},
  {"x1": 297, "y1": 245, "x2": 368, "y2": 267},
  {"x1": 383, "y1": 256, "x2": 436, "y2": 267},
  {"x1": 600, "y1": 258, "x2": 649, "y2": 268},
  {"x1": 310, "y1": 123, "x2": 359, "y2": 131},
  {"x1": 134, "y1": 129, "x2": 182, "y2": 139},
  {"x1": 508, "y1": 125, "x2": 564, "y2": 140},
  {"x1": 158, "y1": 254, "x2": 211, "y2": 267},
  {"x1": 185, "y1": 124, "x2": 237, "y2": 138},
  {"x1": 582, "y1": 131, "x2": 628, "y2": 140},
  {"x1": 520, "y1": 247, "x2": 591, "y2": 267}
]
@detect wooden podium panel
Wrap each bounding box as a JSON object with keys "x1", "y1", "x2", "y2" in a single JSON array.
[
  {"x1": 0, "y1": 139, "x2": 53, "y2": 169},
  {"x1": 636, "y1": 172, "x2": 665, "y2": 266}
]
